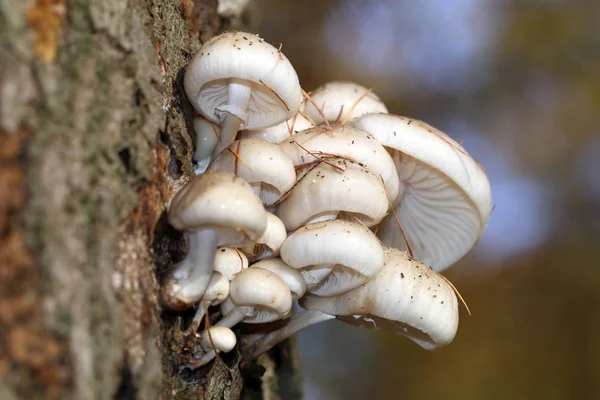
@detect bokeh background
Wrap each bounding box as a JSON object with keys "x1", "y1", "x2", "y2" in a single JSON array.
[{"x1": 253, "y1": 0, "x2": 600, "y2": 399}]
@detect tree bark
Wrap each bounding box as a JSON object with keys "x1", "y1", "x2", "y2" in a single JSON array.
[{"x1": 0, "y1": 0, "x2": 302, "y2": 399}]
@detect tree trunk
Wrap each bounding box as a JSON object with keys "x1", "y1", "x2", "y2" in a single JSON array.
[{"x1": 0, "y1": 0, "x2": 302, "y2": 398}]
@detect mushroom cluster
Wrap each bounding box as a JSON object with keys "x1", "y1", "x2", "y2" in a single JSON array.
[{"x1": 163, "y1": 31, "x2": 492, "y2": 368}]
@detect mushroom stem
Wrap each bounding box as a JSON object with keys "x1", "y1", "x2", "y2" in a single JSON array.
[
  {"x1": 242, "y1": 309, "x2": 335, "y2": 360},
  {"x1": 215, "y1": 307, "x2": 249, "y2": 328},
  {"x1": 213, "y1": 80, "x2": 252, "y2": 155},
  {"x1": 169, "y1": 228, "x2": 218, "y2": 306}
]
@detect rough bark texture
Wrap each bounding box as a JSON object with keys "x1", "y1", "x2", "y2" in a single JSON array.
[{"x1": 0, "y1": 0, "x2": 302, "y2": 399}]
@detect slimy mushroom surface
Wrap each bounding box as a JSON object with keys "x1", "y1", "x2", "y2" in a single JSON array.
[
  {"x1": 184, "y1": 31, "x2": 302, "y2": 156},
  {"x1": 352, "y1": 113, "x2": 492, "y2": 271}
]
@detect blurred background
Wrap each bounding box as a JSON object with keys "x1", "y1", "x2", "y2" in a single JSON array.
[{"x1": 253, "y1": 0, "x2": 600, "y2": 398}]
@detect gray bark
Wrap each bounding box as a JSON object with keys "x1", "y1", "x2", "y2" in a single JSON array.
[{"x1": 0, "y1": 0, "x2": 302, "y2": 398}]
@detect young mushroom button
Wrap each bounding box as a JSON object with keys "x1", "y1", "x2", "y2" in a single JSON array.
[
  {"x1": 184, "y1": 31, "x2": 303, "y2": 157},
  {"x1": 216, "y1": 268, "x2": 292, "y2": 328},
  {"x1": 239, "y1": 212, "x2": 287, "y2": 261},
  {"x1": 213, "y1": 247, "x2": 249, "y2": 281},
  {"x1": 303, "y1": 81, "x2": 388, "y2": 125},
  {"x1": 280, "y1": 220, "x2": 384, "y2": 296},
  {"x1": 351, "y1": 114, "x2": 493, "y2": 271},
  {"x1": 208, "y1": 138, "x2": 296, "y2": 206},
  {"x1": 187, "y1": 326, "x2": 237, "y2": 368},
  {"x1": 188, "y1": 272, "x2": 230, "y2": 333},
  {"x1": 243, "y1": 247, "x2": 459, "y2": 359},
  {"x1": 251, "y1": 258, "x2": 307, "y2": 301},
  {"x1": 160, "y1": 171, "x2": 267, "y2": 311}
]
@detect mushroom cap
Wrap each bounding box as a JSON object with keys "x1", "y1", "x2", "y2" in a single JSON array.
[
  {"x1": 276, "y1": 158, "x2": 389, "y2": 231},
  {"x1": 241, "y1": 212, "x2": 287, "y2": 259},
  {"x1": 238, "y1": 111, "x2": 314, "y2": 143},
  {"x1": 214, "y1": 247, "x2": 249, "y2": 280},
  {"x1": 208, "y1": 139, "x2": 296, "y2": 206},
  {"x1": 251, "y1": 258, "x2": 307, "y2": 298},
  {"x1": 280, "y1": 220, "x2": 384, "y2": 296},
  {"x1": 279, "y1": 125, "x2": 400, "y2": 201},
  {"x1": 168, "y1": 171, "x2": 267, "y2": 245},
  {"x1": 351, "y1": 113, "x2": 493, "y2": 271},
  {"x1": 200, "y1": 326, "x2": 237, "y2": 353},
  {"x1": 303, "y1": 81, "x2": 387, "y2": 125},
  {"x1": 184, "y1": 31, "x2": 302, "y2": 129},
  {"x1": 221, "y1": 268, "x2": 292, "y2": 323},
  {"x1": 204, "y1": 272, "x2": 230, "y2": 305},
  {"x1": 301, "y1": 247, "x2": 459, "y2": 349}
]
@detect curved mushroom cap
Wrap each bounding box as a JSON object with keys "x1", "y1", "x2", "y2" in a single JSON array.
[
  {"x1": 193, "y1": 115, "x2": 221, "y2": 173},
  {"x1": 303, "y1": 81, "x2": 387, "y2": 125},
  {"x1": 204, "y1": 272, "x2": 230, "y2": 305},
  {"x1": 280, "y1": 220, "x2": 384, "y2": 296},
  {"x1": 199, "y1": 326, "x2": 237, "y2": 353},
  {"x1": 241, "y1": 212, "x2": 287, "y2": 260},
  {"x1": 214, "y1": 247, "x2": 249, "y2": 280},
  {"x1": 302, "y1": 247, "x2": 459, "y2": 349},
  {"x1": 238, "y1": 112, "x2": 314, "y2": 143},
  {"x1": 276, "y1": 158, "x2": 389, "y2": 231},
  {"x1": 184, "y1": 31, "x2": 302, "y2": 129},
  {"x1": 168, "y1": 171, "x2": 267, "y2": 245},
  {"x1": 351, "y1": 114, "x2": 493, "y2": 271},
  {"x1": 208, "y1": 139, "x2": 296, "y2": 205},
  {"x1": 221, "y1": 268, "x2": 292, "y2": 323},
  {"x1": 251, "y1": 258, "x2": 307, "y2": 298},
  {"x1": 279, "y1": 125, "x2": 400, "y2": 201}
]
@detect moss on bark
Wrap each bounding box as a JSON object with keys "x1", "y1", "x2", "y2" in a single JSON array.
[{"x1": 1, "y1": 0, "x2": 303, "y2": 399}]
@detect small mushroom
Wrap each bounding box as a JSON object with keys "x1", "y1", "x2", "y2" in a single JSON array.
[
  {"x1": 188, "y1": 326, "x2": 237, "y2": 368},
  {"x1": 238, "y1": 111, "x2": 314, "y2": 143},
  {"x1": 303, "y1": 81, "x2": 387, "y2": 125},
  {"x1": 352, "y1": 113, "x2": 493, "y2": 271},
  {"x1": 279, "y1": 124, "x2": 400, "y2": 201},
  {"x1": 276, "y1": 158, "x2": 389, "y2": 230},
  {"x1": 214, "y1": 247, "x2": 249, "y2": 281},
  {"x1": 184, "y1": 31, "x2": 302, "y2": 157},
  {"x1": 188, "y1": 272, "x2": 230, "y2": 332},
  {"x1": 160, "y1": 172, "x2": 267, "y2": 311},
  {"x1": 192, "y1": 115, "x2": 221, "y2": 174},
  {"x1": 280, "y1": 220, "x2": 384, "y2": 296},
  {"x1": 243, "y1": 247, "x2": 459, "y2": 359},
  {"x1": 240, "y1": 212, "x2": 287, "y2": 261},
  {"x1": 251, "y1": 258, "x2": 307, "y2": 301},
  {"x1": 216, "y1": 268, "x2": 292, "y2": 328},
  {"x1": 208, "y1": 138, "x2": 296, "y2": 206}
]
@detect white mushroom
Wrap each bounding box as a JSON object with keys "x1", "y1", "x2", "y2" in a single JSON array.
[
  {"x1": 303, "y1": 81, "x2": 387, "y2": 125},
  {"x1": 216, "y1": 268, "x2": 292, "y2": 328},
  {"x1": 188, "y1": 272, "x2": 230, "y2": 332},
  {"x1": 214, "y1": 247, "x2": 249, "y2": 281},
  {"x1": 279, "y1": 124, "x2": 400, "y2": 202},
  {"x1": 276, "y1": 158, "x2": 389, "y2": 230},
  {"x1": 251, "y1": 258, "x2": 307, "y2": 300},
  {"x1": 238, "y1": 111, "x2": 314, "y2": 143},
  {"x1": 160, "y1": 171, "x2": 267, "y2": 311},
  {"x1": 243, "y1": 247, "x2": 459, "y2": 359},
  {"x1": 188, "y1": 326, "x2": 237, "y2": 368},
  {"x1": 280, "y1": 220, "x2": 384, "y2": 296},
  {"x1": 240, "y1": 212, "x2": 287, "y2": 261},
  {"x1": 184, "y1": 31, "x2": 302, "y2": 156},
  {"x1": 351, "y1": 114, "x2": 492, "y2": 271},
  {"x1": 192, "y1": 115, "x2": 220, "y2": 175},
  {"x1": 208, "y1": 138, "x2": 296, "y2": 206}
]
